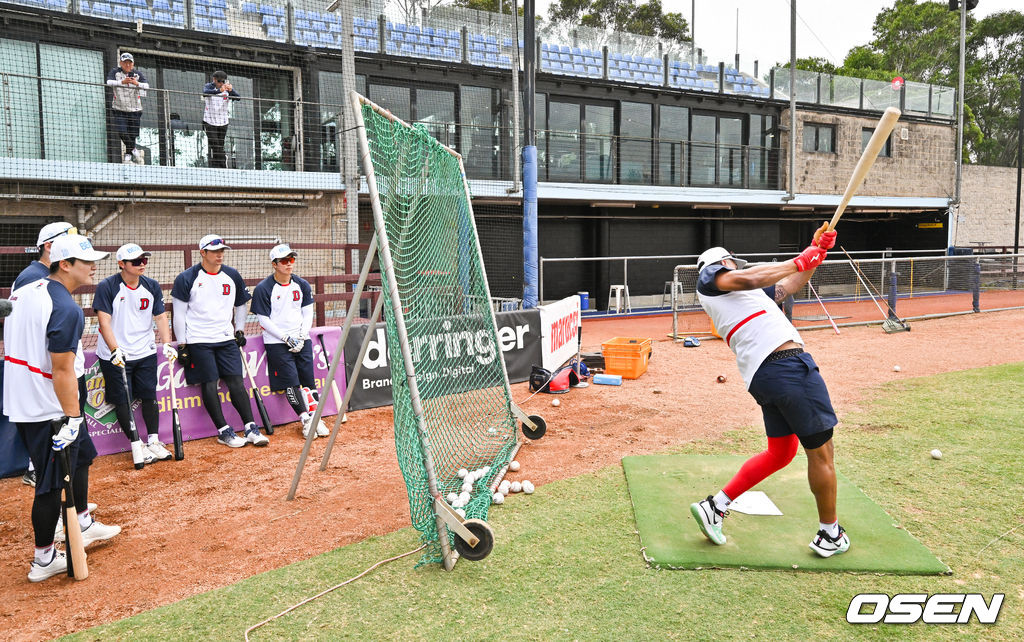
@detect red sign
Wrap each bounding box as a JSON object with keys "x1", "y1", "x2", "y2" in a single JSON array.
[{"x1": 892, "y1": 76, "x2": 904, "y2": 91}]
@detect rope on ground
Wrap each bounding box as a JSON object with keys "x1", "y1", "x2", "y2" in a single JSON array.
[
  {"x1": 978, "y1": 521, "x2": 1023, "y2": 555},
  {"x1": 243, "y1": 544, "x2": 426, "y2": 641}
]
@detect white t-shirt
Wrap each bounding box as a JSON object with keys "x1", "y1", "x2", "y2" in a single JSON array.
[
  {"x1": 93, "y1": 273, "x2": 165, "y2": 360},
  {"x1": 697, "y1": 264, "x2": 803, "y2": 389},
  {"x1": 250, "y1": 275, "x2": 313, "y2": 344},
  {"x1": 171, "y1": 264, "x2": 251, "y2": 344},
  {"x1": 3, "y1": 279, "x2": 84, "y2": 422}
]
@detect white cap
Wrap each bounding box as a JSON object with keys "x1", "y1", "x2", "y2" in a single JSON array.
[
  {"x1": 116, "y1": 243, "x2": 150, "y2": 261},
  {"x1": 120, "y1": 52, "x2": 134, "y2": 62},
  {"x1": 199, "y1": 234, "x2": 230, "y2": 250},
  {"x1": 697, "y1": 246, "x2": 747, "y2": 272},
  {"x1": 269, "y1": 244, "x2": 297, "y2": 261},
  {"x1": 50, "y1": 234, "x2": 109, "y2": 262},
  {"x1": 37, "y1": 222, "x2": 76, "y2": 247}
]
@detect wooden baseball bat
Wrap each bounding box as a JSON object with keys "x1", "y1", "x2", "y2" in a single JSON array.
[
  {"x1": 240, "y1": 345, "x2": 274, "y2": 435},
  {"x1": 828, "y1": 106, "x2": 902, "y2": 232},
  {"x1": 58, "y1": 447, "x2": 88, "y2": 580},
  {"x1": 168, "y1": 357, "x2": 184, "y2": 460}
]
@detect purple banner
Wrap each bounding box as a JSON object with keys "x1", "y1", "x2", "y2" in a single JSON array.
[{"x1": 83, "y1": 327, "x2": 346, "y2": 456}]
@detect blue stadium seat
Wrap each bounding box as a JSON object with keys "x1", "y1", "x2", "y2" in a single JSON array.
[
  {"x1": 259, "y1": 3, "x2": 273, "y2": 14},
  {"x1": 195, "y1": 16, "x2": 211, "y2": 29},
  {"x1": 386, "y1": 41, "x2": 398, "y2": 54},
  {"x1": 47, "y1": 0, "x2": 68, "y2": 9},
  {"x1": 428, "y1": 46, "x2": 443, "y2": 58},
  {"x1": 294, "y1": 8, "x2": 305, "y2": 18},
  {"x1": 423, "y1": 25, "x2": 434, "y2": 36},
  {"x1": 447, "y1": 37, "x2": 460, "y2": 48},
  {"x1": 112, "y1": 5, "x2": 131, "y2": 20},
  {"x1": 133, "y1": 7, "x2": 152, "y2": 20},
  {"x1": 354, "y1": 15, "x2": 365, "y2": 26},
  {"x1": 302, "y1": 30, "x2": 318, "y2": 43},
  {"x1": 267, "y1": 25, "x2": 284, "y2": 38},
  {"x1": 241, "y1": 1, "x2": 257, "y2": 12},
  {"x1": 195, "y1": 5, "x2": 206, "y2": 16},
  {"x1": 329, "y1": 21, "x2": 342, "y2": 33},
  {"x1": 295, "y1": 19, "x2": 310, "y2": 29},
  {"x1": 195, "y1": 0, "x2": 208, "y2": 5},
  {"x1": 400, "y1": 43, "x2": 415, "y2": 56},
  {"x1": 153, "y1": 10, "x2": 174, "y2": 23},
  {"x1": 313, "y1": 21, "x2": 327, "y2": 31},
  {"x1": 444, "y1": 47, "x2": 459, "y2": 61},
  {"x1": 128, "y1": 0, "x2": 144, "y2": 6},
  {"x1": 208, "y1": 7, "x2": 225, "y2": 19},
  {"x1": 318, "y1": 32, "x2": 334, "y2": 46},
  {"x1": 470, "y1": 51, "x2": 484, "y2": 65},
  {"x1": 415, "y1": 44, "x2": 429, "y2": 56},
  {"x1": 390, "y1": 31, "x2": 403, "y2": 41},
  {"x1": 485, "y1": 43, "x2": 498, "y2": 53},
  {"x1": 262, "y1": 14, "x2": 276, "y2": 26},
  {"x1": 353, "y1": 36, "x2": 368, "y2": 49},
  {"x1": 407, "y1": 25, "x2": 421, "y2": 34},
  {"x1": 153, "y1": 0, "x2": 170, "y2": 8}
]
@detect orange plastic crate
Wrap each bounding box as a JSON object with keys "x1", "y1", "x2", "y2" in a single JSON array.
[{"x1": 601, "y1": 337, "x2": 652, "y2": 379}]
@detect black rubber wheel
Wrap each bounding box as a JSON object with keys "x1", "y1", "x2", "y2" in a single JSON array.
[
  {"x1": 522, "y1": 415, "x2": 546, "y2": 440},
  {"x1": 453, "y1": 519, "x2": 494, "y2": 561}
]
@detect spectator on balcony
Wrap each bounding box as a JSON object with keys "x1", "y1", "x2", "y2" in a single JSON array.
[
  {"x1": 106, "y1": 52, "x2": 149, "y2": 165},
  {"x1": 202, "y1": 71, "x2": 240, "y2": 168}
]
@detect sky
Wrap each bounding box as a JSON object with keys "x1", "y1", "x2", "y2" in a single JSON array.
[{"x1": 533, "y1": 0, "x2": 1021, "y2": 76}]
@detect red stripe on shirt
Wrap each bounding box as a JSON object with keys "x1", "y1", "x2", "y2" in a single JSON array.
[
  {"x1": 4, "y1": 356, "x2": 53, "y2": 379},
  {"x1": 725, "y1": 309, "x2": 766, "y2": 347}
]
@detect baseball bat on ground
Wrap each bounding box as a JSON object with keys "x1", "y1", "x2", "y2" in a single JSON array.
[
  {"x1": 828, "y1": 106, "x2": 902, "y2": 232},
  {"x1": 167, "y1": 357, "x2": 184, "y2": 460},
  {"x1": 239, "y1": 345, "x2": 274, "y2": 435},
  {"x1": 119, "y1": 364, "x2": 146, "y2": 470},
  {"x1": 57, "y1": 445, "x2": 88, "y2": 580}
]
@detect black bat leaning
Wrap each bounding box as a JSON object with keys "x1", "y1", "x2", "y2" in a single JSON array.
[
  {"x1": 167, "y1": 356, "x2": 184, "y2": 460},
  {"x1": 239, "y1": 345, "x2": 274, "y2": 435}
]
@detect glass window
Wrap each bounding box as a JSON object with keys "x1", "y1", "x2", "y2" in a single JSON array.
[
  {"x1": 40, "y1": 44, "x2": 105, "y2": 162},
  {"x1": 862, "y1": 127, "x2": 891, "y2": 157},
  {"x1": 690, "y1": 113, "x2": 716, "y2": 186},
  {"x1": 619, "y1": 101, "x2": 652, "y2": 184},
  {"x1": 584, "y1": 104, "x2": 613, "y2": 182},
  {"x1": 658, "y1": 105, "x2": 688, "y2": 186},
  {"x1": 460, "y1": 86, "x2": 498, "y2": 179},
  {"x1": 548, "y1": 100, "x2": 580, "y2": 182},
  {"x1": 534, "y1": 92, "x2": 547, "y2": 178},
  {"x1": 802, "y1": 122, "x2": 834, "y2": 153},
  {"x1": 415, "y1": 88, "x2": 455, "y2": 147},
  {"x1": 719, "y1": 116, "x2": 743, "y2": 186},
  {"x1": 369, "y1": 83, "x2": 410, "y2": 121},
  {"x1": 0, "y1": 39, "x2": 42, "y2": 159},
  {"x1": 318, "y1": 71, "x2": 345, "y2": 172}
]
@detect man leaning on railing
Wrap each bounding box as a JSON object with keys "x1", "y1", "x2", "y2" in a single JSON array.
[
  {"x1": 105, "y1": 52, "x2": 148, "y2": 165},
  {"x1": 202, "y1": 70, "x2": 241, "y2": 169}
]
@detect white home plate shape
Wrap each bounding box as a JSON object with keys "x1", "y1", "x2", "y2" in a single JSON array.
[{"x1": 728, "y1": 491, "x2": 783, "y2": 516}]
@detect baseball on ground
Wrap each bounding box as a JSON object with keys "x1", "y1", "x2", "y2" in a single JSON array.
[
  {"x1": 509, "y1": 460, "x2": 520, "y2": 472},
  {"x1": 552, "y1": 398, "x2": 560, "y2": 407},
  {"x1": 510, "y1": 481, "x2": 522, "y2": 493},
  {"x1": 522, "y1": 480, "x2": 535, "y2": 494},
  {"x1": 893, "y1": 365, "x2": 901, "y2": 372},
  {"x1": 492, "y1": 492, "x2": 504, "y2": 504},
  {"x1": 930, "y1": 448, "x2": 942, "y2": 460}
]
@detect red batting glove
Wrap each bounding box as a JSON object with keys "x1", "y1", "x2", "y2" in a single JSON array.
[
  {"x1": 793, "y1": 245, "x2": 826, "y2": 271},
  {"x1": 815, "y1": 230, "x2": 837, "y2": 250}
]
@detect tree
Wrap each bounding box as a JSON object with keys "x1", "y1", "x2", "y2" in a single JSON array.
[
  {"x1": 545, "y1": 0, "x2": 689, "y2": 46},
  {"x1": 969, "y1": 10, "x2": 1024, "y2": 166},
  {"x1": 451, "y1": 0, "x2": 524, "y2": 16}
]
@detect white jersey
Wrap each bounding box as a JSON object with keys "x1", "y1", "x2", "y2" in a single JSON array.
[
  {"x1": 697, "y1": 265, "x2": 802, "y2": 389},
  {"x1": 12, "y1": 260, "x2": 85, "y2": 377},
  {"x1": 3, "y1": 279, "x2": 84, "y2": 422},
  {"x1": 250, "y1": 275, "x2": 313, "y2": 345},
  {"x1": 171, "y1": 264, "x2": 250, "y2": 344},
  {"x1": 93, "y1": 273, "x2": 165, "y2": 360}
]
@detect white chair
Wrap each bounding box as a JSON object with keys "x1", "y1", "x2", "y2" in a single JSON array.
[
  {"x1": 662, "y1": 280, "x2": 685, "y2": 308},
  {"x1": 608, "y1": 284, "x2": 631, "y2": 313}
]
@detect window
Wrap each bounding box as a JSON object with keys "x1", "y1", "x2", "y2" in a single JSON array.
[
  {"x1": 802, "y1": 122, "x2": 834, "y2": 153},
  {"x1": 658, "y1": 105, "x2": 688, "y2": 186},
  {"x1": 460, "y1": 86, "x2": 499, "y2": 179},
  {"x1": 862, "y1": 127, "x2": 891, "y2": 157},
  {"x1": 619, "y1": 101, "x2": 652, "y2": 184}
]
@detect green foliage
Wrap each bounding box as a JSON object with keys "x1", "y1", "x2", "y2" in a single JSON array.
[
  {"x1": 546, "y1": 0, "x2": 690, "y2": 45},
  {"x1": 69, "y1": 363, "x2": 1024, "y2": 641},
  {"x1": 451, "y1": 0, "x2": 524, "y2": 16}
]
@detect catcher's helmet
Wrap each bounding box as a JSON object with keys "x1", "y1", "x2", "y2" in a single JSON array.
[{"x1": 697, "y1": 247, "x2": 748, "y2": 272}]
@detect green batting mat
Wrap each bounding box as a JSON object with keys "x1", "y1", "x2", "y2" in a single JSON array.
[{"x1": 622, "y1": 454, "x2": 949, "y2": 574}]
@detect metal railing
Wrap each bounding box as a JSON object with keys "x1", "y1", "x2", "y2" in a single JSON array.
[{"x1": 771, "y1": 67, "x2": 955, "y2": 119}]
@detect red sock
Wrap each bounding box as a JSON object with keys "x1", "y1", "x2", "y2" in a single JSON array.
[{"x1": 723, "y1": 435, "x2": 799, "y2": 499}]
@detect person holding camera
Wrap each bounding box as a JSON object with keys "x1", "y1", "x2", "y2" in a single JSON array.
[
  {"x1": 171, "y1": 234, "x2": 268, "y2": 448},
  {"x1": 202, "y1": 70, "x2": 240, "y2": 169}
]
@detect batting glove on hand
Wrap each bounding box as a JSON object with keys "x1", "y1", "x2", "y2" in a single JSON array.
[
  {"x1": 110, "y1": 347, "x2": 127, "y2": 368},
  {"x1": 162, "y1": 343, "x2": 178, "y2": 361},
  {"x1": 176, "y1": 344, "x2": 191, "y2": 368},
  {"x1": 794, "y1": 245, "x2": 827, "y2": 272},
  {"x1": 812, "y1": 221, "x2": 837, "y2": 250},
  {"x1": 284, "y1": 335, "x2": 303, "y2": 353},
  {"x1": 52, "y1": 416, "x2": 83, "y2": 451},
  {"x1": 234, "y1": 330, "x2": 247, "y2": 347}
]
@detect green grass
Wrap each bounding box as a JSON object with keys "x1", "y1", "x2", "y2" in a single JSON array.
[{"x1": 68, "y1": 364, "x2": 1024, "y2": 641}]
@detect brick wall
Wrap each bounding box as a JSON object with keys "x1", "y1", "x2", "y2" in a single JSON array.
[
  {"x1": 954, "y1": 165, "x2": 1024, "y2": 248},
  {"x1": 780, "y1": 109, "x2": 956, "y2": 199}
]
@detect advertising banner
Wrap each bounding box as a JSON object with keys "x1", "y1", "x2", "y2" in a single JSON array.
[
  {"x1": 537, "y1": 295, "x2": 582, "y2": 371},
  {"x1": 344, "y1": 308, "x2": 542, "y2": 411}
]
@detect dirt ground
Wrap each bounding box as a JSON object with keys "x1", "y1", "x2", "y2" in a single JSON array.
[{"x1": 2, "y1": 308, "x2": 1024, "y2": 640}]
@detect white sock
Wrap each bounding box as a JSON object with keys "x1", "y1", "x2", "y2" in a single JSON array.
[
  {"x1": 712, "y1": 491, "x2": 732, "y2": 511},
  {"x1": 820, "y1": 520, "x2": 839, "y2": 538},
  {"x1": 148, "y1": 434, "x2": 159, "y2": 445},
  {"x1": 34, "y1": 545, "x2": 55, "y2": 565},
  {"x1": 78, "y1": 510, "x2": 92, "y2": 529},
  {"x1": 27, "y1": 460, "x2": 35, "y2": 472}
]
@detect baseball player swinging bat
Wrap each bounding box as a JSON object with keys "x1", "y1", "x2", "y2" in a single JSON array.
[
  {"x1": 57, "y1": 445, "x2": 88, "y2": 580},
  {"x1": 828, "y1": 106, "x2": 901, "y2": 232},
  {"x1": 167, "y1": 356, "x2": 184, "y2": 460},
  {"x1": 119, "y1": 364, "x2": 146, "y2": 470},
  {"x1": 239, "y1": 345, "x2": 274, "y2": 435}
]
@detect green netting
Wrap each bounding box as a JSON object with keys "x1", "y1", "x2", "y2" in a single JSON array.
[{"x1": 359, "y1": 97, "x2": 519, "y2": 567}]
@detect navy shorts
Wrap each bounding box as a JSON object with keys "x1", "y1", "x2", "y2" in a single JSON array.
[
  {"x1": 184, "y1": 340, "x2": 242, "y2": 385},
  {"x1": 17, "y1": 419, "x2": 97, "y2": 497},
  {"x1": 748, "y1": 351, "x2": 837, "y2": 440},
  {"x1": 98, "y1": 354, "x2": 157, "y2": 404},
  {"x1": 265, "y1": 340, "x2": 315, "y2": 391}
]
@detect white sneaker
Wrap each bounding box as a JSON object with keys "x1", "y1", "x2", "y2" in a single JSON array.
[
  {"x1": 147, "y1": 440, "x2": 173, "y2": 461},
  {"x1": 315, "y1": 419, "x2": 329, "y2": 437},
  {"x1": 81, "y1": 519, "x2": 121, "y2": 548},
  {"x1": 123, "y1": 153, "x2": 133, "y2": 164},
  {"x1": 690, "y1": 495, "x2": 728, "y2": 545},
  {"x1": 28, "y1": 549, "x2": 67, "y2": 582},
  {"x1": 809, "y1": 524, "x2": 851, "y2": 558},
  {"x1": 217, "y1": 426, "x2": 247, "y2": 448},
  {"x1": 300, "y1": 412, "x2": 316, "y2": 439},
  {"x1": 54, "y1": 502, "x2": 99, "y2": 542},
  {"x1": 244, "y1": 423, "x2": 269, "y2": 447},
  {"x1": 131, "y1": 148, "x2": 144, "y2": 164}
]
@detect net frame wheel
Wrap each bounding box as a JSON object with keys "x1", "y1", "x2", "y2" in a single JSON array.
[
  {"x1": 522, "y1": 414, "x2": 546, "y2": 440},
  {"x1": 453, "y1": 519, "x2": 494, "y2": 561}
]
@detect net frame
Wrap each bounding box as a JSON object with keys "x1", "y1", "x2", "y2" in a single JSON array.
[{"x1": 351, "y1": 90, "x2": 535, "y2": 569}]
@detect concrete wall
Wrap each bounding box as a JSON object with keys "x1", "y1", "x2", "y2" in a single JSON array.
[
  {"x1": 954, "y1": 165, "x2": 1024, "y2": 248},
  {"x1": 781, "y1": 109, "x2": 957, "y2": 199}
]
